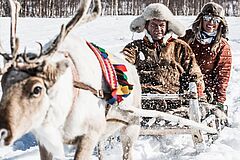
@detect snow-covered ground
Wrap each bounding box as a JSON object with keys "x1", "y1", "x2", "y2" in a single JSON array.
[{"x1": 0, "y1": 15, "x2": 240, "y2": 160}]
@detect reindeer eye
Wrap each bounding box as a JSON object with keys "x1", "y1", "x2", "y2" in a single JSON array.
[{"x1": 32, "y1": 86, "x2": 42, "y2": 97}]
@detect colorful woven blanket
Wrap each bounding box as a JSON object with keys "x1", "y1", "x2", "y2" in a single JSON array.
[{"x1": 86, "y1": 41, "x2": 133, "y2": 105}]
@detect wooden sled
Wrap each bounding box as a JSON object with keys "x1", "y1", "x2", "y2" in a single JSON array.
[
  {"x1": 138, "y1": 82, "x2": 227, "y2": 150},
  {"x1": 97, "y1": 82, "x2": 227, "y2": 158}
]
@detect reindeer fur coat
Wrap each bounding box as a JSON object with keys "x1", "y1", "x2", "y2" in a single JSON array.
[{"x1": 122, "y1": 35, "x2": 204, "y2": 95}]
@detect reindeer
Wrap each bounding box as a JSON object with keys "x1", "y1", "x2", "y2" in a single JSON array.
[{"x1": 0, "y1": 0, "x2": 141, "y2": 159}]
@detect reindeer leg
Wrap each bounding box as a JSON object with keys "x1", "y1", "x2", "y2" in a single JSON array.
[
  {"x1": 34, "y1": 125, "x2": 65, "y2": 160},
  {"x1": 120, "y1": 117, "x2": 140, "y2": 160},
  {"x1": 97, "y1": 120, "x2": 126, "y2": 160},
  {"x1": 74, "y1": 133, "x2": 100, "y2": 160},
  {"x1": 38, "y1": 143, "x2": 53, "y2": 160}
]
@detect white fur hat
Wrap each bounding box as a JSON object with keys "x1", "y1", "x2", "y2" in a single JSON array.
[{"x1": 130, "y1": 3, "x2": 185, "y2": 36}]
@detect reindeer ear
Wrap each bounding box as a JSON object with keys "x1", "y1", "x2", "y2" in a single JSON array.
[{"x1": 39, "y1": 59, "x2": 70, "y2": 88}]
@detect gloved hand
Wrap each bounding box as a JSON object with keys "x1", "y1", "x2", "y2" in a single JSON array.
[
  {"x1": 212, "y1": 107, "x2": 228, "y2": 129},
  {"x1": 217, "y1": 102, "x2": 225, "y2": 110},
  {"x1": 212, "y1": 100, "x2": 225, "y2": 111},
  {"x1": 211, "y1": 101, "x2": 229, "y2": 127}
]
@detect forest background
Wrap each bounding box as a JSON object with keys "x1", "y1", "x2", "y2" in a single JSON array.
[{"x1": 0, "y1": 0, "x2": 239, "y2": 18}]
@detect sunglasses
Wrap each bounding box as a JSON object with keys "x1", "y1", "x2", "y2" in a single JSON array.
[{"x1": 203, "y1": 15, "x2": 222, "y2": 24}]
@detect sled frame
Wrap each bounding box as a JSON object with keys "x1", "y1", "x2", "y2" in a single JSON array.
[{"x1": 140, "y1": 82, "x2": 219, "y2": 149}]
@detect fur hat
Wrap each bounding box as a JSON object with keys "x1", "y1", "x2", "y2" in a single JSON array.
[
  {"x1": 130, "y1": 3, "x2": 185, "y2": 36},
  {"x1": 201, "y1": 2, "x2": 225, "y2": 18}
]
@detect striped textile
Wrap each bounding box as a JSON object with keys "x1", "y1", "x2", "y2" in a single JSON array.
[{"x1": 86, "y1": 41, "x2": 133, "y2": 105}]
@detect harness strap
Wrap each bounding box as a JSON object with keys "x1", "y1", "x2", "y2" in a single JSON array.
[
  {"x1": 73, "y1": 80, "x2": 111, "y2": 100},
  {"x1": 106, "y1": 118, "x2": 129, "y2": 125}
]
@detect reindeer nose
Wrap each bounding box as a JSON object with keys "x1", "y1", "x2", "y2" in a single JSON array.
[{"x1": 0, "y1": 128, "x2": 8, "y2": 145}]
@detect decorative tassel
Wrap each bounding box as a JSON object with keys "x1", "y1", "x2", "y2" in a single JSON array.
[{"x1": 87, "y1": 41, "x2": 134, "y2": 105}]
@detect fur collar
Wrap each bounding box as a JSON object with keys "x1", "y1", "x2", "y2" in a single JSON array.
[{"x1": 145, "y1": 31, "x2": 174, "y2": 46}]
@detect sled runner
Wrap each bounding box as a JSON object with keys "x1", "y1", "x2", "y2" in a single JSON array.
[
  {"x1": 138, "y1": 82, "x2": 227, "y2": 149},
  {"x1": 98, "y1": 81, "x2": 226, "y2": 158}
]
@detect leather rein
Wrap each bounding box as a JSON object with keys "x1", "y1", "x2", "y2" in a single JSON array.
[{"x1": 64, "y1": 52, "x2": 111, "y2": 101}]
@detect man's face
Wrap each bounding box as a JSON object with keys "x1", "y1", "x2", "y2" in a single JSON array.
[{"x1": 147, "y1": 19, "x2": 167, "y2": 41}]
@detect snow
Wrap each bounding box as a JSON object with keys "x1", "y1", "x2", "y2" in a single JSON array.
[{"x1": 0, "y1": 15, "x2": 240, "y2": 160}]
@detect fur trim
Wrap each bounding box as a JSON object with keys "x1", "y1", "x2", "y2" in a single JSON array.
[
  {"x1": 130, "y1": 16, "x2": 146, "y2": 33},
  {"x1": 142, "y1": 3, "x2": 174, "y2": 21},
  {"x1": 130, "y1": 3, "x2": 185, "y2": 36}
]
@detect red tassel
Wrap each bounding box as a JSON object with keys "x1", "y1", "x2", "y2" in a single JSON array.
[{"x1": 114, "y1": 64, "x2": 127, "y2": 72}]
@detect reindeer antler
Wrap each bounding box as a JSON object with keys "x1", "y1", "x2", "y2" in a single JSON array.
[
  {"x1": 41, "y1": 0, "x2": 102, "y2": 58},
  {"x1": 77, "y1": 0, "x2": 102, "y2": 26},
  {"x1": 23, "y1": 25, "x2": 66, "y2": 64},
  {"x1": 23, "y1": 0, "x2": 101, "y2": 65},
  {"x1": 0, "y1": 42, "x2": 5, "y2": 54},
  {"x1": 8, "y1": 0, "x2": 21, "y2": 56},
  {"x1": 0, "y1": 0, "x2": 19, "y2": 57},
  {"x1": 14, "y1": 0, "x2": 101, "y2": 72},
  {"x1": 0, "y1": 0, "x2": 21, "y2": 75}
]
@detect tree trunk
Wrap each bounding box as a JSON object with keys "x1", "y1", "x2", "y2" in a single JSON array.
[{"x1": 115, "y1": 0, "x2": 118, "y2": 16}]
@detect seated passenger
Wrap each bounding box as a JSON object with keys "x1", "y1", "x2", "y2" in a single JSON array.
[
  {"x1": 181, "y1": 2, "x2": 232, "y2": 113},
  {"x1": 122, "y1": 3, "x2": 205, "y2": 113}
]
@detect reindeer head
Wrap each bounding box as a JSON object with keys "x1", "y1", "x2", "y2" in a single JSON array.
[
  {"x1": 0, "y1": 26, "x2": 70, "y2": 145},
  {"x1": 0, "y1": 0, "x2": 101, "y2": 146}
]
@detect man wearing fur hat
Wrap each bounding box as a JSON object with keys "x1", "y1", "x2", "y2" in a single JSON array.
[
  {"x1": 122, "y1": 3, "x2": 205, "y2": 112},
  {"x1": 181, "y1": 2, "x2": 232, "y2": 113}
]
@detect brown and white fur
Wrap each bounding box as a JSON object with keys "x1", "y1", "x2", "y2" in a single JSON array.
[{"x1": 0, "y1": 0, "x2": 141, "y2": 159}]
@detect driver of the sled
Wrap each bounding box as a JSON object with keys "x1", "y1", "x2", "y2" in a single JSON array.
[{"x1": 121, "y1": 3, "x2": 206, "y2": 114}]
